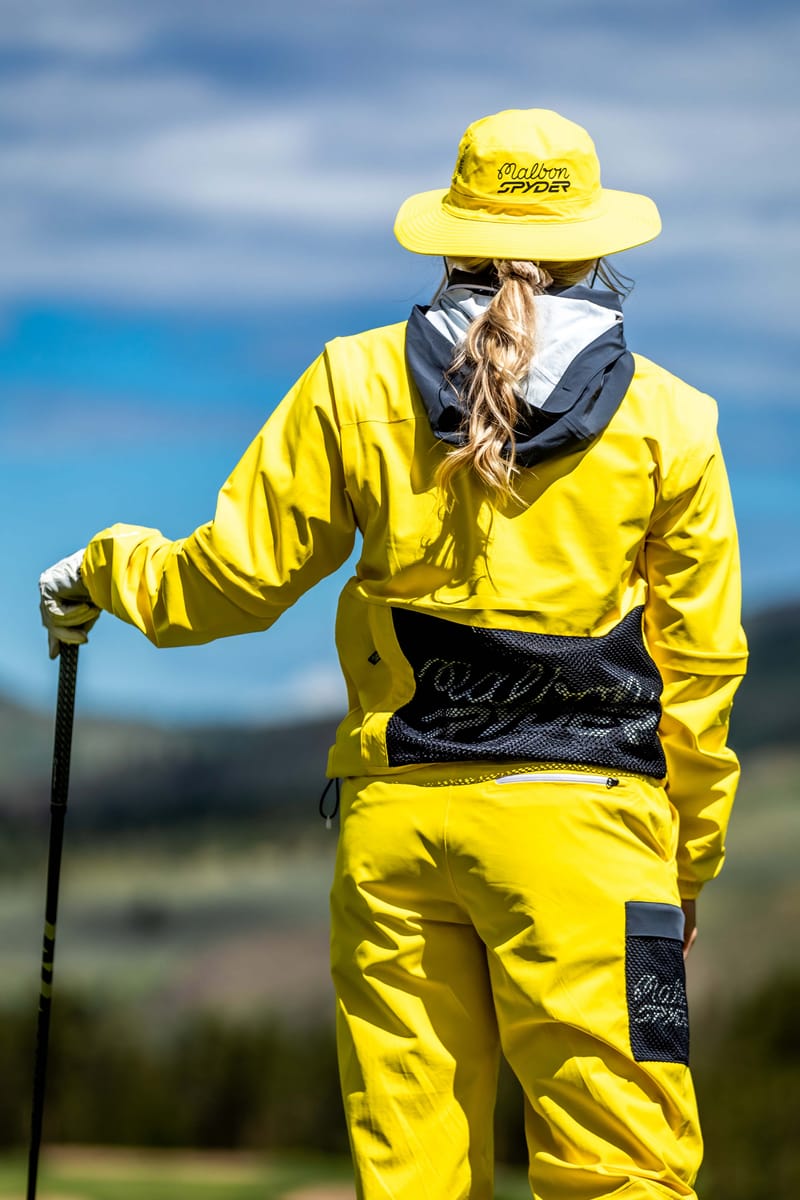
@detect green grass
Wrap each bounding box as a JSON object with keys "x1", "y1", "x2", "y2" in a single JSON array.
[
  {"x1": 0, "y1": 1148, "x2": 349, "y2": 1200},
  {"x1": 2, "y1": 746, "x2": 796, "y2": 1031},
  {"x1": 0, "y1": 1147, "x2": 531, "y2": 1199},
  {"x1": 687, "y1": 748, "x2": 800, "y2": 1026},
  {"x1": 0, "y1": 835, "x2": 337, "y2": 1022}
]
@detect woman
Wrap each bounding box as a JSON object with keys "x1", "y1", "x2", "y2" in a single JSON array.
[{"x1": 40, "y1": 109, "x2": 747, "y2": 1199}]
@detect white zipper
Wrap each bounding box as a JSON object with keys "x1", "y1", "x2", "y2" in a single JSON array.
[{"x1": 494, "y1": 771, "x2": 620, "y2": 789}]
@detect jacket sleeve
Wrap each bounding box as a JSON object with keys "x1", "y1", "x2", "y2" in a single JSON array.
[
  {"x1": 643, "y1": 430, "x2": 748, "y2": 899},
  {"x1": 82, "y1": 352, "x2": 357, "y2": 646}
]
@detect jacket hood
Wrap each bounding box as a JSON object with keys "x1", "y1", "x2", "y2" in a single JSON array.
[{"x1": 406, "y1": 270, "x2": 634, "y2": 467}]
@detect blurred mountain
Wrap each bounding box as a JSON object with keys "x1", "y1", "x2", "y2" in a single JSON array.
[
  {"x1": 0, "y1": 695, "x2": 337, "y2": 833},
  {"x1": 0, "y1": 600, "x2": 796, "y2": 832},
  {"x1": 728, "y1": 601, "x2": 800, "y2": 752}
]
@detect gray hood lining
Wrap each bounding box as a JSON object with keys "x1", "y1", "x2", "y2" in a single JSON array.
[{"x1": 405, "y1": 282, "x2": 633, "y2": 468}]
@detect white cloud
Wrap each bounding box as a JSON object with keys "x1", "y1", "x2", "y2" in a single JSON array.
[
  {"x1": 0, "y1": 392, "x2": 261, "y2": 456},
  {"x1": 0, "y1": 0, "x2": 156, "y2": 55},
  {"x1": 0, "y1": 2, "x2": 796, "y2": 324},
  {"x1": 0, "y1": 223, "x2": 410, "y2": 310},
  {"x1": 282, "y1": 663, "x2": 348, "y2": 715}
]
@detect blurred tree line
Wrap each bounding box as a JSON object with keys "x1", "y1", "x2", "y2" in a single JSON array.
[{"x1": 1, "y1": 973, "x2": 798, "y2": 1198}]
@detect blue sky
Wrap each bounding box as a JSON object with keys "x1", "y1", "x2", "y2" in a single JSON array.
[{"x1": 1, "y1": 0, "x2": 798, "y2": 723}]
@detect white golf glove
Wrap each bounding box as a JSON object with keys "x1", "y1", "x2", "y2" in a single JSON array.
[{"x1": 39, "y1": 549, "x2": 101, "y2": 659}]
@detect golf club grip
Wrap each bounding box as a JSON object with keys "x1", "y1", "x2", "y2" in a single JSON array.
[
  {"x1": 27, "y1": 643, "x2": 80, "y2": 1200},
  {"x1": 51, "y1": 643, "x2": 79, "y2": 810}
]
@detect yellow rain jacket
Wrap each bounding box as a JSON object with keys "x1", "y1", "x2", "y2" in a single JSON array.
[{"x1": 81, "y1": 285, "x2": 747, "y2": 899}]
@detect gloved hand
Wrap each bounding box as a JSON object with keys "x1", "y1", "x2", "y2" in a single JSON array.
[{"x1": 39, "y1": 549, "x2": 101, "y2": 659}]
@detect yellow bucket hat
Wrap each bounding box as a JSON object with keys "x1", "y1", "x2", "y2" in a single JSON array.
[{"x1": 394, "y1": 108, "x2": 661, "y2": 261}]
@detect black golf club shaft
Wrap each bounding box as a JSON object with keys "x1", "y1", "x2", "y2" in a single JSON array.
[{"x1": 26, "y1": 642, "x2": 79, "y2": 1200}]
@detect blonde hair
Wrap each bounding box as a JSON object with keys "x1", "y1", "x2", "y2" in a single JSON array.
[{"x1": 436, "y1": 257, "x2": 617, "y2": 500}]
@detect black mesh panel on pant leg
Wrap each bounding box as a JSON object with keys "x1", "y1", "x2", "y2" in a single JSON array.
[{"x1": 625, "y1": 903, "x2": 690, "y2": 1065}]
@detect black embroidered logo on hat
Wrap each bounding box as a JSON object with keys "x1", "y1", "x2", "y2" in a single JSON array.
[{"x1": 497, "y1": 161, "x2": 571, "y2": 195}]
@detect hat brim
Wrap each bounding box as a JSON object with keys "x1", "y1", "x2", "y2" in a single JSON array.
[{"x1": 394, "y1": 186, "x2": 661, "y2": 261}]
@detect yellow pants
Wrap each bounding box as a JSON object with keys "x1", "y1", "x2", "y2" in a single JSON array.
[{"x1": 330, "y1": 766, "x2": 702, "y2": 1199}]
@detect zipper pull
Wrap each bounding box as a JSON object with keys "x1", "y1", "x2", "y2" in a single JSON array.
[{"x1": 606, "y1": 777, "x2": 620, "y2": 789}]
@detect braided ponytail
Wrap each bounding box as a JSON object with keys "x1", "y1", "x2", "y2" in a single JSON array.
[{"x1": 436, "y1": 257, "x2": 599, "y2": 500}]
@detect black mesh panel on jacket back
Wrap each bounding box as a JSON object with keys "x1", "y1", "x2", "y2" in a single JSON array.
[{"x1": 384, "y1": 606, "x2": 666, "y2": 775}]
